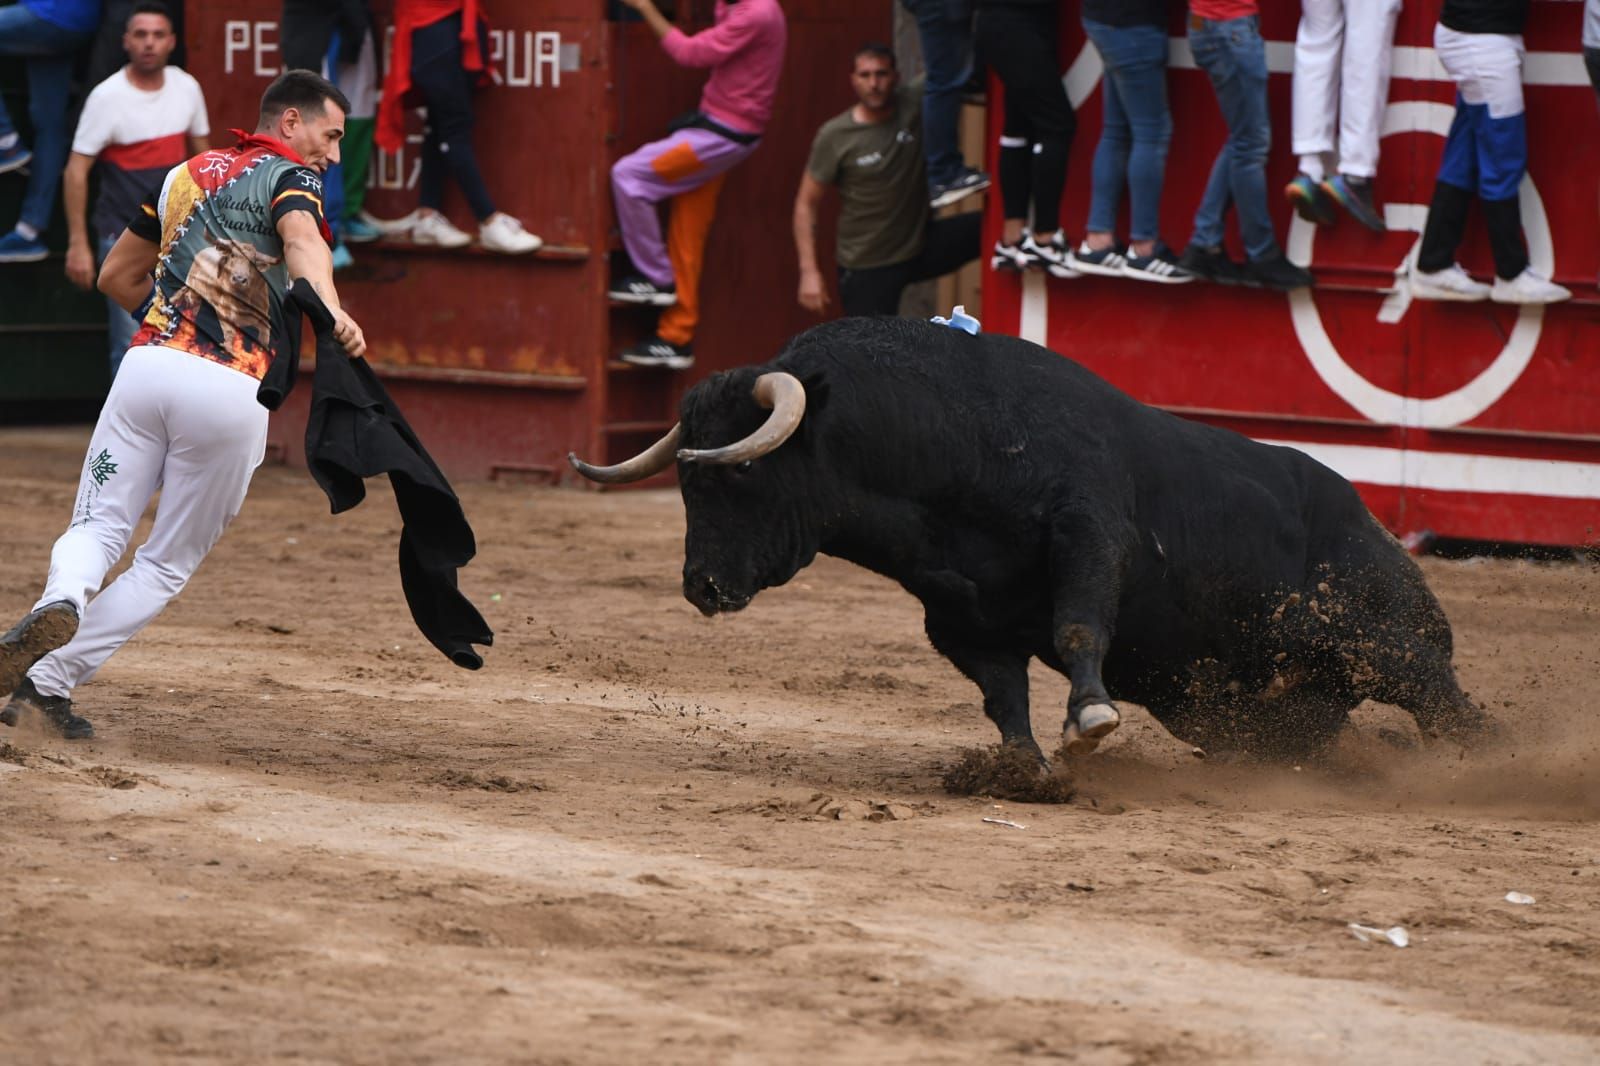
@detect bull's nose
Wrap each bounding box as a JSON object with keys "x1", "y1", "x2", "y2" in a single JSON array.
[{"x1": 685, "y1": 572, "x2": 722, "y2": 616}]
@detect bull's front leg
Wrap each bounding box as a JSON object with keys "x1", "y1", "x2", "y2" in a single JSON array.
[
  {"x1": 925, "y1": 616, "x2": 1044, "y2": 767},
  {"x1": 1049, "y1": 509, "x2": 1126, "y2": 755}
]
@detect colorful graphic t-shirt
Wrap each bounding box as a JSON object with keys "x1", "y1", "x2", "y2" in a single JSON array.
[
  {"x1": 129, "y1": 134, "x2": 329, "y2": 381},
  {"x1": 71, "y1": 65, "x2": 210, "y2": 243}
]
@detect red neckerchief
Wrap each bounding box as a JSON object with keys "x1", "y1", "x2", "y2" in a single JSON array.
[{"x1": 229, "y1": 128, "x2": 311, "y2": 166}]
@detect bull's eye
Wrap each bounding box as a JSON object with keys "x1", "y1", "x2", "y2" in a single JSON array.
[{"x1": 737, "y1": 460, "x2": 753, "y2": 472}]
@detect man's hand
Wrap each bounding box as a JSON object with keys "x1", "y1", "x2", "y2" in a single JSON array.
[
  {"x1": 798, "y1": 267, "x2": 830, "y2": 314},
  {"x1": 65, "y1": 240, "x2": 97, "y2": 291},
  {"x1": 617, "y1": 0, "x2": 672, "y2": 40},
  {"x1": 333, "y1": 308, "x2": 366, "y2": 358}
]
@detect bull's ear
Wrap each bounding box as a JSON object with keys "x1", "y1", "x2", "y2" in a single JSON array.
[{"x1": 795, "y1": 370, "x2": 828, "y2": 446}]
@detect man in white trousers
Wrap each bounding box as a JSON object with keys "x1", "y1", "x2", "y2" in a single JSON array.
[
  {"x1": 0, "y1": 69, "x2": 366, "y2": 740},
  {"x1": 1283, "y1": 0, "x2": 1402, "y2": 233}
]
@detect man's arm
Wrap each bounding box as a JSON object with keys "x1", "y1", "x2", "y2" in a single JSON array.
[
  {"x1": 617, "y1": 0, "x2": 673, "y2": 41},
  {"x1": 63, "y1": 152, "x2": 99, "y2": 290},
  {"x1": 277, "y1": 209, "x2": 366, "y2": 358},
  {"x1": 793, "y1": 171, "x2": 830, "y2": 314},
  {"x1": 97, "y1": 229, "x2": 160, "y2": 313}
]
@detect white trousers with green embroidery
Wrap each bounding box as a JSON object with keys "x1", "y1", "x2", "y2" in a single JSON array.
[{"x1": 29, "y1": 344, "x2": 268, "y2": 699}]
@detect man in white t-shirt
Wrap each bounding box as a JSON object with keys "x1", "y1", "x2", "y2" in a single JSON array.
[{"x1": 63, "y1": 0, "x2": 209, "y2": 378}]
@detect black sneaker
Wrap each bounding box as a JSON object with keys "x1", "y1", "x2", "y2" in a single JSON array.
[
  {"x1": 620, "y1": 335, "x2": 693, "y2": 370},
  {"x1": 0, "y1": 600, "x2": 79, "y2": 697},
  {"x1": 930, "y1": 167, "x2": 991, "y2": 210},
  {"x1": 609, "y1": 274, "x2": 677, "y2": 307},
  {"x1": 1178, "y1": 243, "x2": 1246, "y2": 285},
  {"x1": 1, "y1": 677, "x2": 95, "y2": 740},
  {"x1": 989, "y1": 239, "x2": 1031, "y2": 273},
  {"x1": 1020, "y1": 232, "x2": 1079, "y2": 279},
  {"x1": 1284, "y1": 174, "x2": 1336, "y2": 226},
  {"x1": 1122, "y1": 242, "x2": 1195, "y2": 284},
  {"x1": 1321, "y1": 174, "x2": 1386, "y2": 233},
  {"x1": 1246, "y1": 253, "x2": 1315, "y2": 291},
  {"x1": 1067, "y1": 240, "x2": 1127, "y2": 277}
]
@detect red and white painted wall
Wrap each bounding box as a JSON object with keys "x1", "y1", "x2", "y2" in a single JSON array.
[{"x1": 983, "y1": 2, "x2": 1599, "y2": 547}]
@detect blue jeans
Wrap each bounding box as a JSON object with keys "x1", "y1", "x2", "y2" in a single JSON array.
[
  {"x1": 1187, "y1": 14, "x2": 1278, "y2": 261},
  {"x1": 0, "y1": 6, "x2": 93, "y2": 233},
  {"x1": 900, "y1": 0, "x2": 973, "y2": 188},
  {"x1": 100, "y1": 232, "x2": 139, "y2": 379},
  {"x1": 1083, "y1": 17, "x2": 1172, "y2": 242}
]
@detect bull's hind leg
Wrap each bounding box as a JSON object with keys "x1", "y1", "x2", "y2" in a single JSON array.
[
  {"x1": 1047, "y1": 510, "x2": 1125, "y2": 755},
  {"x1": 925, "y1": 618, "x2": 1043, "y2": 766}
]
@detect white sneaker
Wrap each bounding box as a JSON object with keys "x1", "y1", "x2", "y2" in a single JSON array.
[
  {"x1": 1410, "y1": 263, "x2": 1490, "y2": 302},
  {"x1": 479, "y1": 212, "x2": 543, "y2": 254},
  {"x1": 1490, "y1": 267, "x2": 1571, "y2": 305},
  {"x1": 409, "y1": 210, "x2": 471, "y2": 249}
]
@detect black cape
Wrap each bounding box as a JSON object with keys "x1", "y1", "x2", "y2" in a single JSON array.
[{"x1": 260, "y1": 282, "x2": 493, "y2": 669}]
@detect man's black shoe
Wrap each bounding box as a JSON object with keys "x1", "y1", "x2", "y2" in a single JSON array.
[
  {"x1": 930, "y1": 167, "x2": 991, "y2": 210},
  {"x1": 620, "y1": 335, "x2": 694, "y2": 370},
  {"x1": 1246, "y1": 254, "x2": 1315, "y2": 291},
  {"x1": 609, "y1": 274, "x2": 677, "y2": 307},
  {"x1": 1178, "y1": 244, "x2": 1246, "y2": 285},
  {"x1": 0, "y1": 600, "x2": 79, "y2": 697},
  {"x1": 1, "y1": 677, "x2": 95, "y2": 740}
]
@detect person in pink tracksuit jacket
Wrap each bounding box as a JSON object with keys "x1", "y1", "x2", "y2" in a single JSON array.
[{"x1": 609, "y1": 0, "x2": 787, "y2": 370}]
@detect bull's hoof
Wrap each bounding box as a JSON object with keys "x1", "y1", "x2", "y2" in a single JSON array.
[{"x1": 1064, "y1": 703, "x2": 1120, "y2": 755}]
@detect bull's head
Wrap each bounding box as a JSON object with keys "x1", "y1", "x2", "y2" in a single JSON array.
[
  {"x1": 205, "y1": 232, "x2": 281, "y2": 288},
  {"x1": 568, "y1": 370, "x2": 823, "y2": 616}
]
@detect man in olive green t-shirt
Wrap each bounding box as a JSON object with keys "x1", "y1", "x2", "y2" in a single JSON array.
[{"x1": 793, "y1": 43, "x2": 980, "y2": 317}]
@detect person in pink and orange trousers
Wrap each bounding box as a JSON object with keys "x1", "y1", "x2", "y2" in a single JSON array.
[{"x1": 608, "y1": 0, "x2": 787, "y2": 370}]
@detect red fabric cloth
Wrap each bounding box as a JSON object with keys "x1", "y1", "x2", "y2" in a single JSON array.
[
  {"x1": 229, "y1": 128, "x2": 312, "y2": 167},
  {"x1": 1189, "y1": 0, "x2": 1257, "y2": 19},
  {"x1": 376, "y1": 0, "x2": 492, "y2": 152}
]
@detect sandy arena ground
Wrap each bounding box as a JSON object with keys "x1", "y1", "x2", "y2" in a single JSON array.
[{"x1": 1, "y1": 425, "x2": 1598, "y2": 1065}]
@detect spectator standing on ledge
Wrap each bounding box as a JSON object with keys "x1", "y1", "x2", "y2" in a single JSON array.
[
  {"x1": 1284, "y1": 0, "x2": 1402, "y2": 233},
  {"x1": 1078, "y1": 0, "x2": 1192, "y2": 283},
  {"x1": 1409, "y1": 0, "x2": 1569, "y2": 305},
  {"x1": 1178, "y1": 0, "x2": 1314, "y2": 291},
  {"x1": 977, "y1": 0, "x2": 1078, "y2": 279},
  {"x1": 793, "y1": 44, "x2": 979, "y2": 317},
  {"x1": 375, "y1": 0, "x2": 543, "y2": 255},
  {"x1": 0, "y1": 0, "x2": 103, "y2": 263},
  {"x1": 281, "y1": 0, "x2": 381, "y2": 266},
  {"x1": 63, "y1": 1, "x2": 208, "y2": 379},
  {"x1": 898, "y1": 0, "x2": 990, "y2": 209},
  {"x1": 0, "y1": 71, "x2": 365, "y2": 742},
  {"x1": 608, "y1": 0, "x2": 787, "y2": 371}
]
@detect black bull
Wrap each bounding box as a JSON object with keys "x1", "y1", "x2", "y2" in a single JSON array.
[{"x1": 571, "y1": 318, "x2": 1488, "y2": 762}]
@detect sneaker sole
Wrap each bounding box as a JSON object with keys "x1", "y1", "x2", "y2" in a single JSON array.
[
  {"x1": 1123, "y1": 267, "x2": 1196, "y2": 285},
  {"x1": 0, "y1": 154, "x2": 33, "y2": 176},
  {"x1": 0, "y1": 604, "x2": 79, "y2": 696},
  {"x1": 930, "y1": 183, "x2": 990, "y2": 210},
  {"x1": 1490, "y1": 292, "x2": 1571, "y2": 305},
  {"x1": 0, "y1": 249, "x2": 49, "y2": 263},
  {"x1": 410, "y1": 238, "x2": 472, "y2": 250},
  {"x1": 609, "y1": 293, "x2": 677, "y2": 307},
  {"x1": 1063, "y1": 703, "x2": 1121, "y2": 756},
  {"x1": 1411, "y1": 284, "x2": 1489, "y2": 302},
  {"x1": 1069, "y1": 259, "x2": 1126, "y2": 278},
  {"x1": 619, "y1": 353, "x2": 670, "y2": 368}
]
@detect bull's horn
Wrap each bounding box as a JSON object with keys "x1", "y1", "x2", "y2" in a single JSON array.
[
  {"x1": 677, "y1": 372, "x2": 805, "y2": 465},
  {"x1": 567, "y1": 424, "x2": 681, "y2": 484}
]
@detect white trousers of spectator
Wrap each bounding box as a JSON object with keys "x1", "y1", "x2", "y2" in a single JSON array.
[
  {"x1": 1292, "y1": 0, "x2": 1404, "y2": 179},
  {"x1": 28, "y1": 344, "x2": 268, "y2": 699}
]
